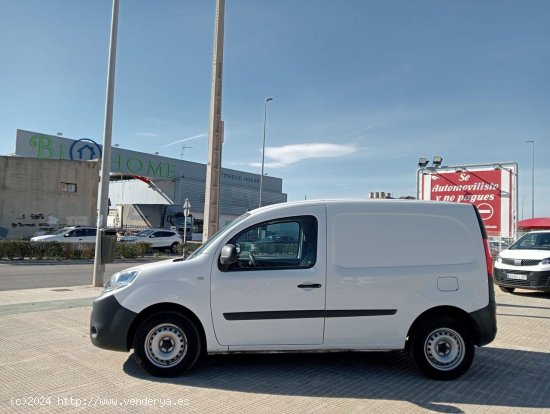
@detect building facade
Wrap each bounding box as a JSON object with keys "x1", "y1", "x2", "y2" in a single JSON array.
[
  {"x1": 0, "y1": 156, "x2": 99, "y2": 239},
  {"x1": 13, "y1": 129, "x2": 287, "y2": 236}
]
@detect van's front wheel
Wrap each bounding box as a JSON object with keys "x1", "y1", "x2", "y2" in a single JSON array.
[
  {"x1": 410, "y1": 316, "x2": 474, "y2": 380},
  {"x1": 133, "y1": 312, "x2": 201, "y2": 377}
]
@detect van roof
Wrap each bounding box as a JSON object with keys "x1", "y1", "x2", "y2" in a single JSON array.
[{"x1": 249, "y1": 198, "x2": 469, "y2": 216}]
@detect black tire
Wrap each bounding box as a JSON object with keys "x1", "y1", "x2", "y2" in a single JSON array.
[
  {"x1": 409, "y1": 315, "x2": 474, "y2": 380},
  {"x1": 499, "y1": 286, "x2": 515, "y2": 294},
  {"x1": 170, "y1": 242, "x2": 180, "y2": 254},
  {"x1": 133, "y1": 312, "x2": 202, "y2": 377}
]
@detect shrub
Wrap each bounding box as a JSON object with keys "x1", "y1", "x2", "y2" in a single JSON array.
[
  {"x1": 116, "y1": 242, "x2": 151, "y2": 259},
  {"x1": 0, "y1": 240, "x2": 32, "y2": 260},
  {"x1": 0, "y1": 240, "x2": 96, "y2": 260},
  {"x1": 180, "y1": 242, "x2": 201, "y2": 257},
  {"x1": 29, "y1": 241, "x2": 64, "y2": 259},
  {"x1": 0, "y1": 240, "x2": 177, "y2": 261},
  {"x1": 79, "y1": 243, "x2": 96, "y2": 260}
]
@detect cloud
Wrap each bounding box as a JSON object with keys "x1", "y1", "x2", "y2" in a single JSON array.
[
  {"x1": 162, "y1": 133, "x2": 207, "y2": 147},
  {"x1": 249, "y1": 143, "x2": 358, "y2": 168},
  {"x1": 136, "y1": 132, "x2": 158, "y2": 137}
]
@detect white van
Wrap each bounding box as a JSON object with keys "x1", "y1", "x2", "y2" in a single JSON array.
[
  {"x1": 494, "y1": 230, "x2": 550, "y2": 293},
  {"x1": 90, "y1": 200, "x2": 496, "y2": 380}
]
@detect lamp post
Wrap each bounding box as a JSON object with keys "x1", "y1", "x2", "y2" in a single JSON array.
[
  {"x1": 526, "y1": 140, "x2": 535, "y2": 218},
  {"x1": 259, "y1": 97, "x2": 273, "y2": 208},
  {"x1": 93, "y1": 0, "x2": 119, "y2": 288}
]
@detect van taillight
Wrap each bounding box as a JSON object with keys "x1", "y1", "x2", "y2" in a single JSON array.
[
  {"x1": 483, "y1": 238, "x2": 493, "y2": 278},
  {"x1": 472, "y1": 205, "x2": 493, "y2": 278}
]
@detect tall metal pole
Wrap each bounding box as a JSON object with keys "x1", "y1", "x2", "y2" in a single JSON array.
[
  {"x1": 93, "y1": 0, "x2": 119, "y2": 287},
  {"x1": 203, "y1": 0, "x2": 225, "y2": 242},
  {"x1": 259, "y1": 97, "x2": 273, "y2": 208},
  {"x1": 527, "y1": 140, "x2": 535, "y2": 218}
]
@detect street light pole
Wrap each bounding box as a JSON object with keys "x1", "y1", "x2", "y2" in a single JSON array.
[
  {"x1": 93, "y1": 0, "x2": 119, "y2": 288},
  {"x1": 526, "y1": 140, "x2": 535, "y2": 218},
  {"x1": 259, "y1": 97, "x2": 273, "y2": 208}
]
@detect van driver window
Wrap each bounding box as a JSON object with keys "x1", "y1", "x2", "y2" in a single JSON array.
[{"x1": 225, "y1": 215, "x2": 317, "y2": 271}]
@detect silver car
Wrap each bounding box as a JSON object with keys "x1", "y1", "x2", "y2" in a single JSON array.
[
  {"x1": 30, "y1": 226, "x2": 97, "y2": 243},
  {"x1": 119, "y1": 229, "x2": 182, "y2": 253}
]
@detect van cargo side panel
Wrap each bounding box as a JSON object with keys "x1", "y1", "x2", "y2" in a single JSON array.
[{"x1": 324, "y1": 201, "x2": 489, "y2": 349}]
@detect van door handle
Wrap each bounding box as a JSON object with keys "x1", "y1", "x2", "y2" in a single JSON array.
[{"x1": 297, "y1": 283, "x2": 322, "y2": 289}]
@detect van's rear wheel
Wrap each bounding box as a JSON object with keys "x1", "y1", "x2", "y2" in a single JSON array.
[
  {"x1": 499, "y1": 286, "x2": 515, "y2": 294},
  {"x1": 133, "y1": 312, "x2": 201, "y2": 377},
  {"x1": 410, "y1": 316, "x2": 474, "y2": 380}
]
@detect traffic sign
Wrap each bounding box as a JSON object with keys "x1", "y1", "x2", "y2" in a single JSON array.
[{"x1": 183, "y1": 198, "x2": 191, "y2": 217}]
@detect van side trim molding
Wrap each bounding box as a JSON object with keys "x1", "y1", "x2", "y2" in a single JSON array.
[{"x1": 223, "y1": 309, "x2": 397, "y2": 321}]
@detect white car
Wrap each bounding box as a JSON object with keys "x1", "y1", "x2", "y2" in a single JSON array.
[
  {"x1": 494, "y1": 231, "x2": 550, "y2": 293},
  {"x1": 119, "y1": 229, "x2": 182, "y2": 253},
  {"x1": 30, "y1": 226, "x2": 97, "y2": 243}
]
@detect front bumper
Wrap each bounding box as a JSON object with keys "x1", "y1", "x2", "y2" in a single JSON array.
[
  {"x1": 90, "y1": 293, "x2": 138, "y2": 351},
  {"x1": 494, "y1": 267, "x2": 550, "y2": 292}
]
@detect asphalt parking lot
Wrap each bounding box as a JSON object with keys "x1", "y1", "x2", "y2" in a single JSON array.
[{"x1": 0, "y1": 283, "x2": 549, "y2": 413}]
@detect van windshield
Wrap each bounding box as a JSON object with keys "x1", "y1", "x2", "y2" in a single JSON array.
[{"x1": 186, "y1": 213, "x2": 250, "y2": 260}]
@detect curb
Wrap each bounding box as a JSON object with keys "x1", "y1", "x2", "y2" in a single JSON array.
[{"x1": 0, "y1": 255, "x2": 178, "y2": 266}]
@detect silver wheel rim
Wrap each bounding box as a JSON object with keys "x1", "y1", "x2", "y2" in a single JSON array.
[
  {"x1": 424, "y1": 327, "x2": 465, "y2": 371},
  {"x1": 145, "y1": 323, "x2": 188, "y2": 368}
]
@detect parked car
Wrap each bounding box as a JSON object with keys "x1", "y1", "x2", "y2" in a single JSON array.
[
  {"x1": 489, "y1": 240, "x2": 511, "y2": 258},
  {"x1": 119, "y1": 229, "x2": 182, "y2": 253},
  {"x1": 494, "y1": 231, "x2": 550, "y2": 293},
  {"x1": 255, "y1": 235, "x2": 297, "y2": 244},
  {"x1": 250, "y1": 234, "x2": 298, "y2": 253},
  {"x1": 90, "y1": 200, "x2": 496, "y2": 380},
  {"x1": 30, "y1": 226, "x2": 97, "y2": 243}
]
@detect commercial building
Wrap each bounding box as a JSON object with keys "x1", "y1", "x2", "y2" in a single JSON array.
[
  {"x1": 0, "y1": 156, "x2": 99, "y2": 239},
  {"x1": 8, "y1": 129, "x2": 287, "y2": 239}
]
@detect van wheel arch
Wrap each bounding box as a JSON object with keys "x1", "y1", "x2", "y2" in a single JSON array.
[
  {"x1": 127, "y1": 303, "x2": 207, "y2": 356},
  {"x1": 406, "y1": 306, "x2": 479, "y2": 349}
]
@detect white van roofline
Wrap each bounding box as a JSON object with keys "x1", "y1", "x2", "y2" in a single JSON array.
[{"x1": 248, "y1": 198, "x2": 470, "y2": 217}]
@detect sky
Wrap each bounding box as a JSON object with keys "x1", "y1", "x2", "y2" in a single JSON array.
[{"x1": 0, "y1": 0, "x2": 549, "y2": 219}]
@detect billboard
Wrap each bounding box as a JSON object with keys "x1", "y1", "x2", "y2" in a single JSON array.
[{"x1": 419, "y1": 165, "x2": 517, "y2": 238}]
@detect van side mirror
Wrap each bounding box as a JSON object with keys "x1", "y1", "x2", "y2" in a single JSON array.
[{"x1": 220, "y1": 244, "x2": 238, "y2": 266}]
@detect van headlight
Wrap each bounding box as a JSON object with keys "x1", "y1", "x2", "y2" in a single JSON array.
[
  {"x1": 541, "y1": 258, "x2": 550, "y2": 265},
  {"x1": 495, "y1": 254, "x2": 502, "y2": 263},
  {"x1": 103, "y1": 270, "x2": 139, "y2": 293}
]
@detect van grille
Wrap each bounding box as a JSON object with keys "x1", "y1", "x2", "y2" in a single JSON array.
[{"x1": 501, "y1": 258, "x2": 541, "y2": 266}]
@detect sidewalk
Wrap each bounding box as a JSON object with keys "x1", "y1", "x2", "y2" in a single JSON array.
[{"x1": 0, "y1": 285, "x2": 102, "y2": 316}]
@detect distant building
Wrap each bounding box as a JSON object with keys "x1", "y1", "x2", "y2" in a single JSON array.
[
  {"x1": 10, "y1": 129, "x2": 287, "y2": 239},
  {"x1": 0, "y1": 156, "x2": 99, "y2": 239}
]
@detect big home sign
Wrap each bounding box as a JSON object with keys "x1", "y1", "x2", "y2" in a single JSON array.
[{"x1": 419, "y1": 166, "x2": 516, "y2": 238}]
